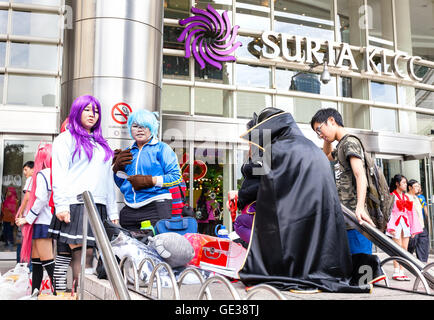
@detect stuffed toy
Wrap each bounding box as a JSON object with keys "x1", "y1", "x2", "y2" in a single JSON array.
[{"x1": 148, "y1": 232, "x2": 195, "y2": 268}]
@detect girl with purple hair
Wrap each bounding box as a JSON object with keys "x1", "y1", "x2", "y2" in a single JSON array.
[{"x1": 48, "y1": 95, "x2": 118, "y2": 291}]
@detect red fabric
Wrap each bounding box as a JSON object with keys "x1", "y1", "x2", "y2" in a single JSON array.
[
  {"x1": 20, "y1": 223, "x2": 33, "y2": 263},
  {"x1": 393, "y1": 190, "x2": 413, "y2": 212}
]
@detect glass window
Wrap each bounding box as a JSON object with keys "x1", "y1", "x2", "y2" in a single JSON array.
[
  {"x1": 7, "y1": 75, "x2": 57, "y2": 106},
  {"x1": 235, "y1": 0, "x2": 270, "y2": 31},
  {"x1": 366, "y1": 0, "x2": 394, "y2": 50},
  {"x1": 415, "y1": 88, "x2": 434, "y2": 110},
  {"x1": 0, "y1": 10, "x2": 8, "y2": 34},
  {"x1": 2, "y1": 139, "x2": 48, "y2": 207},
  {"x1": 371, "y1": 81, "x2": 397, "y2": 104},
  {"x1": 236, "y1": 35, "x2": 263, "y2": 60},
  {"x1": 416, "y1": 113, "x2": 434, "y2": 136},
  {"x1": 12, "y1": 11, "x2": 60, "y2": 38},
  {"x1": 163, "y1": 55, "x2": 189, "y2": 80},
  {"x1": 10, "y1": 43, "x2": 58, "y2": 71},
  {"x1": 195, "y1": 60, "x2": 233, "y2": 85},
  {"x1": 196, "y1": 0, "x2": 233, "y2": 23},
  {"x1": 406, "y1": 0, "x2": 434, "y2": 61},
  {"x1": 195, "y1": 87, "x2": 232, "y2": 117},
  {"x1": 12, "y1": 0, "x2": 61, "y2": 5},
  {"x1": 398, "y1": 86, "x2": 416, "y2": 107},
  {"x1": 341, "y1": 103, "x2": 370, "y2": 130},
  {"x1": 163, "y1": 26, "x2": 185, "y2": 50},
  {"x1": 0, "y1": 42, "x2": 6, "y2": 67},
  {"x1": 274, "y1": 0, "x2": 334, "y2": 41},
  {"x1": 293, "y1": 98, "x2": 336, "y2": 124},
  {"x1": 237, "y1": 91, "x2": 272, "y2": 118},
  {"x1": 371, "y1": 107, "x2": 397, "y2": 132},
  {"x1": 336, "y1": 0, "x2": 366, "y2": 46},
  {"x1": 0, "y1": 74, "x2": 4, "y2": 102},
  {"x1": 236, "y1": 63, "x2": 271, "y2": 88},
  {"x1": 161, "y1": 84, "x2": 190, "y2": 114},
  {"x1": 340, "y1": 77, "x2": 369, "y2": 99},
  {"x1": 164, "y1": 0, "x2": 190, "y2": 19},
  {"x1": 277, "y1": 68, "x2": 336, "y2": 96}
]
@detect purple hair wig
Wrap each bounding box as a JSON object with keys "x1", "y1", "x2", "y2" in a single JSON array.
[{"x1": 68, "y1": 95, "x2": 113, "y2": 162}]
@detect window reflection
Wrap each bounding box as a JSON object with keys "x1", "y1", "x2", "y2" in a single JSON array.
[
  {"x1": 195, "y1": 87, "x2": 232, "y2": 117},
  {"x1": 7, "y1": 75, "x2": 57, "y2": 106},
  {"x1": 274, "y1": 0, "x2": 334, "y2": 41},
  {"x1": 163, "y1": 55, "x2": 189, "y2": 80},
  {"x1": 341, "y1": 103, "x2": 370, "y2": 130},
  {"x1": 236, "y1": 0, "x2": 270, "y2": 31},
  {"x1": 416, "y1": 113, "x2": 434, "y2": 136},
  {"x1": 336, "y1": 0, "x2": 366, "y2": 46},
  {"x1": 367, "y1": 0, "x2": 394, "y2": 50},
  {"x1": 163, "y1": 26, "x2": 185, "y2": 50},
  {"x1": 164, "y1": 0, "x2": 190, "y2": 19},
  {"x1": 10, "y1": 43, "x2": 58, "y2": 71},
  {"x1": 12, "y1": 0, "x2": 61, "y2": 5},
  {"x1": 12, "y1": 11, "x2": 60, "y2": 38},
  {"x1": 371, "y1": 81, "x2": 397, "y2": 104},
  {"x1": 237, "y1": 91, "x2": 272, "y2": 118},
  {"x1": 162, "y1": 84, "x2": 190, "y2": 114},
  {"x1": 236, "y1": 63, "x2": 270, "y2": 88},
  {"x1": 0, "y1": 42, "x2": 6, "y2": 67},
  {"x1": 0, "y1": 10, "x2": 7, "y2": 34},
  {"x1": 371, "y1": 107, "x2": 397, "y2": 132},
  {"x1": 277, "y1": 68, "x2": 336, "y2": 96}
]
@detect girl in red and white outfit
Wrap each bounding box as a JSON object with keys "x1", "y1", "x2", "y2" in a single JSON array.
[
  {"x1": 16, "y1": 144, "x2": 56, "y2": 295},
  {"x1": 386, "y1": 174, "x2": 423, "y2": 281}
]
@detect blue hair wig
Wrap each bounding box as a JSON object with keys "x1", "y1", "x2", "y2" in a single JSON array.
[{"x1": 127, "y1": 109, "x2": 159, "y2": 139}]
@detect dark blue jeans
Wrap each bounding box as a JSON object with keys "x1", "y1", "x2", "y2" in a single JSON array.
[{"x1": 2, "y1": 222, "x2": 14, "y2": 245}]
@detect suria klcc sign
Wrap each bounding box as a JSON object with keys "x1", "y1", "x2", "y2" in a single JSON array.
[
  {"x1": 258, "y1": 31, "x2": 424, "y2": 82},
  {"x1": 176, "y1": 5, "x2": 423, "y2": 82}
]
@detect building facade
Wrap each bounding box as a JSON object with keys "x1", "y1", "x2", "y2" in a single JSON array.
[{"x1": 0, "y1": 0, "x2": 433, "y2": 244}]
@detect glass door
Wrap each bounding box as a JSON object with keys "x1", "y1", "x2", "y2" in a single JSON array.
[{"x1": 1, "y1": 135, "x2": 52, "y2": 259}]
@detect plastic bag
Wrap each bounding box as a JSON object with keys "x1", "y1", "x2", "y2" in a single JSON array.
[{"x1": 0, "y1": 263, "x2": 31, "y2": 300}]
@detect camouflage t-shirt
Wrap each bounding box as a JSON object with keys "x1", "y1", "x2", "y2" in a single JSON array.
[{"x1": 331, "y1": 135, "x2": 365, "y2": 228}]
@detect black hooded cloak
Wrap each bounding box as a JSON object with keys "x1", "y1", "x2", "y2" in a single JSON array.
[{"x1": 238, "y1": 110, "x2": 371, "y2": 293}]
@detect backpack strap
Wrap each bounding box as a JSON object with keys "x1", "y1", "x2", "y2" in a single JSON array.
[{"x1": 336, "y1": 134, "x2": 365, "y2": 167}]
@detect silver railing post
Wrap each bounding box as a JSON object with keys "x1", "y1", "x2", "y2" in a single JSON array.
[{"x1": 80, "y1": 191, "x2": 131, "y2": 300}]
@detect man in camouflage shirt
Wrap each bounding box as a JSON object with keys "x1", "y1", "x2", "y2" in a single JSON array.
[{"x1": 311, "y1": 108, "x2": 375, "y2": 254}]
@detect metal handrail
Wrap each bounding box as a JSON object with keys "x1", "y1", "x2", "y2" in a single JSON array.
[
  {"x1": 340, "y1": 204, "x2": 434, "y2": 290},
  {"x1": 80, "y1": 191, "x2": 131, "y2": 300}
]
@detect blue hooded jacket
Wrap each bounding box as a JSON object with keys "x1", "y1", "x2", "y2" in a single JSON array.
[{"x1": 114, "y1": 137, "x2": 182, "y2": 208}]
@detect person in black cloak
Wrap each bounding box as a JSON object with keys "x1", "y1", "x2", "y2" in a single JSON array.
[{"x1": 238, "y1": 107, "x2": 372, "y2": 293}]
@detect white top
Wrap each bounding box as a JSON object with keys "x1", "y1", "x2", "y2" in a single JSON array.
[
  {"x1": 52, "y1": 131, "x2": 118, "y2": 220},
  {"x1": 23, "y1": 177, "x2": 32, "y2": 194},
  {"x1": 25, "y1": 168, "x2": 52, "y2": 226}
]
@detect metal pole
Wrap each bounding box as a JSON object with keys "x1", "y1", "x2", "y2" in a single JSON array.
[
  {"x1": 79, "y1": 207, "x2": 88, "y2": 300},
  {"x1": 341, "y1": 204, "x2": 434, "y2": 288},
  {"x1": 81, "y1": 191, "x2": 131, "y2": 300}
]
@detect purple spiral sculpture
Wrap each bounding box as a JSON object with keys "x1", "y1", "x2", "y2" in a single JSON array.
[{"x1": 177, "y1": 4, "x2": 241, "y2": 70}]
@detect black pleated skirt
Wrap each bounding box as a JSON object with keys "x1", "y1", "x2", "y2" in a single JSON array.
[{"x1": 48, "y1": 203, "x2": 108, "y2": 247}]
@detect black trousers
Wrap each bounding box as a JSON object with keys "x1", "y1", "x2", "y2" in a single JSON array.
[
  {"x1": 119, "y1": 199, "x2": 172, "y2": 232},
  {"x1": 408, "y1": 227, "x2": 430, "y2": 263}
]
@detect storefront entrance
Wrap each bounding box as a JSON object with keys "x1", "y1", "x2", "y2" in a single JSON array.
[{"x1": 0, "y1": 135, "x2": 52, "y2": 262}]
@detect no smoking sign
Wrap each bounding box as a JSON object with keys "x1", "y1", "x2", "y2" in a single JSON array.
[{"x1": 111, "y1": 102, "x2": 132, "y2": 125}]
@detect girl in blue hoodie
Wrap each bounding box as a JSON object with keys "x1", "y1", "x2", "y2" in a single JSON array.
[{"x1": 113, "y1": 110, "x2": 182, "y2": 231}]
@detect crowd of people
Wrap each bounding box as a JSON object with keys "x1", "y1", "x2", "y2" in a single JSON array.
[{"x1": 0, "y1": 99, "x2": 432, "y2": 295}]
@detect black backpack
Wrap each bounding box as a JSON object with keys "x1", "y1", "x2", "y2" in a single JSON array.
[{"x1": 337, "y1": 135, "x2": 394, "y2": 232}]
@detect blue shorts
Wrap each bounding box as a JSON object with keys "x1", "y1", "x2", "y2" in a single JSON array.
[
  {"x1": 33, "y1": 224, "x2": 50, "y2": 239},
  {"x1": 347, "y1": 229, "x2": 372, "y2": 255}
]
